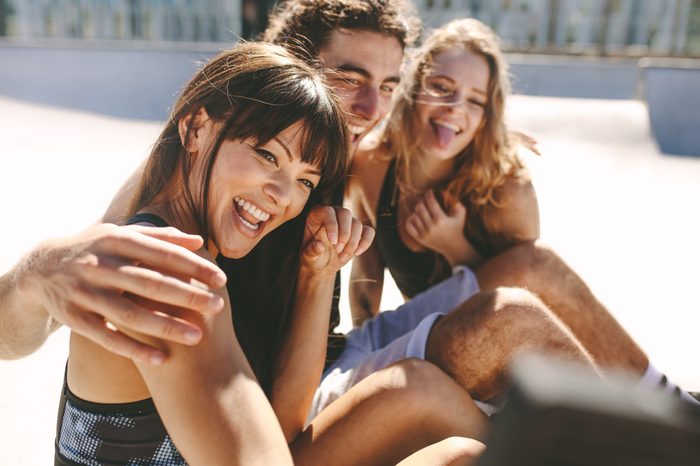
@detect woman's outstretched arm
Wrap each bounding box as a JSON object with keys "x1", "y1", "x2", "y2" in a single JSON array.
[{"x1": 0, "y1": 224, "x2": 224, "y2": 362}]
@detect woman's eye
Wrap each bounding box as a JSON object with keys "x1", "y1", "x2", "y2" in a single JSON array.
[
  {"x1": 468, "y1": 98, "x2": 486, "y2": 108},
  {"x1": 299, "y1": 179, "x2": 316, "y2": 190},
  {"x1": 256, "y1": 148, "x2": 278, "y2": 165}
]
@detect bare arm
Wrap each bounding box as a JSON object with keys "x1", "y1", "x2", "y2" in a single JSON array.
[
  {"x1": 0, "y1": 223, "x2": 226, "y2": 362},
  {"x1": 0, "y1": 161, "x2": 232, "y2": 363},
  {"x1": 131, "y1": 256, "x2": 293, "y2": 465},
  {"x1": 349, "y1": 240, "x2": 385, "y2": 325},
  {"x1": 482, "y1": 177, "x2": 540, "y2": 247},
  {"x1": 270, "y1": 206, "x2": 374, "y2": 442},
  {"x1": 346, "y1": 150, "x2": 387, "y2": 325}
]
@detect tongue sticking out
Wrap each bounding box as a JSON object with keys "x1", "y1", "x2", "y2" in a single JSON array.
[{"x1": 433, "y1": 123, "x2": 456, "y2": 149}]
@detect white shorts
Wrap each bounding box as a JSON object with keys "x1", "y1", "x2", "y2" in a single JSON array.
[{"x1": 307, "y1": 266, "x2": 480, "y2": 423}]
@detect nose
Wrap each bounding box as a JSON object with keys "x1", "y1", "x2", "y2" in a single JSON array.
[
  {"x1": 263, "y1": 173, "x2": 293, "y2": 209},
  {"x1": 351, "y1": 86, "x2": 380, "y2": 123}
]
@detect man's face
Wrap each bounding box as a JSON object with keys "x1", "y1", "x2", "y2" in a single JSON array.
[{"x1": 318, "y1": 29, "x2": 404, "y2": 154}]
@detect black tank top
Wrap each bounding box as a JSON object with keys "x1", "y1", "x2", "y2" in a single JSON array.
[
  {"x1": 56, "y1": 214, "x2": 187, "y2": 466},
  {"x1": 374, "y1": 160, "x2": 451, "y2": 298}
]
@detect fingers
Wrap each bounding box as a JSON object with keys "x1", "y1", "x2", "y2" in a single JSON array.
[
  {"x1": 355, "y1": 226, "x2": 375, "y2": 257},
  {"x1": 127, "y1": 224, "x2": 204, "y2": 251},
  {"x1": 423, "y1": 190, "x2": 447, "y2": 219},
  {"x1": 338, "y1": 218, "x2": 363, "y2": 261},
  {"x1": 103, "y1": 228, "x2": 227, "y2": 289},
  {"x1": 334, "y1": 208, "x2": 354, "y2": 253},
  {"x1": 69, "y1": 308, "x2": 167, "y2": 365},
  {"x1": 407, "y1": 212, "x2": 427, "y2": 237},
  {"x1": 307, "y1": 205, "x2": 339, "y2": 245},
  {"x1": 451, "y1": 201, "x2": 467, "y2": 218},
  {"x1": 78, "y1": 258, "x2": 224, "y2": 316},
  {"x1": 71, "y1": 285, "x2": 204, "y2": 347}
]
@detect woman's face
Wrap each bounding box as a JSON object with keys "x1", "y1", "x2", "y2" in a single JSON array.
[
  {"x1": 206, "y1": 122, "x2": 320, "y2": 258},
  {"x1": 413, "y1": 48, "x2": 490, "y2": 162}
]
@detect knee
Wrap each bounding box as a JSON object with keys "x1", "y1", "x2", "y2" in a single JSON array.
[
  {"x1": 381, "y1": 359, "x2": 469, "y2": 409},
  {"x1": 497, "y1": 241, "x2": 562, "y2": 283}
]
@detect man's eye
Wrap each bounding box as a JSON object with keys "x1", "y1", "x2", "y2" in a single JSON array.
[
  {"x1": 256, "y1": 148, "x2": 278, "y2": 165},
  {"x1": 380, "y1": 84, "x2": 397, "y2": 93},
  {"x1": 299, "y1": 179, "x2": 316, "y2": 190}
]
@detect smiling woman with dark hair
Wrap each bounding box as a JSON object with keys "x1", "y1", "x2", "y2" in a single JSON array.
[{"x1": 55, "y1": 41, "x2": 359, "y2": 466}]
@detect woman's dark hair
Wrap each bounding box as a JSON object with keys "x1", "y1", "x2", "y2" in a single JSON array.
[
  {"x1": 127, "y1": 41, "x2": 348, "y2": 391},
  {"x1": 127, "y1": 41, "x2": 348, "y2": 240}
]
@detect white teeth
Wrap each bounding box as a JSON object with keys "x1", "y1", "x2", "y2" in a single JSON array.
[
  {"x1": 433, "y1": 119, "x2": 461, "y2": 133},
  {"x1": 347, "y1": 124, "x2": 366, "y2": 135},
  {"x1": 233, "y1": 196, "x2": 270, "y2": 222},
  {"x1": 239, "y1": 216, "x2": 260, "y2": 230}
]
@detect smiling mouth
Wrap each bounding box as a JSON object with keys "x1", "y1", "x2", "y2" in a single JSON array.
[
  {"x1": 233, "y1": 196, "x2": 271, "y2": 232},
  {"x1": 348, "y1": 123, "x2": 367, "y2": 144}
]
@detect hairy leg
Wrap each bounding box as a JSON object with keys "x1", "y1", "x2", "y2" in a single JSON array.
[
  {"x1": 291, "y1": 359, "x2": 487, "y2": 466},
  {"x1": 396, "y1": 437, "x2": 486, "y2": 466},
  {"x1": 426, "y1": 287, "x2": 599, "y2": 401},
  {"x1": 475, "y1": 241, "x2": 648, "y2": 374}
]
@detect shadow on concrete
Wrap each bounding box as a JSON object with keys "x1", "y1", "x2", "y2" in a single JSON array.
[{"x1": 0, "y1": 44, "x2": 219, "y2": 121}]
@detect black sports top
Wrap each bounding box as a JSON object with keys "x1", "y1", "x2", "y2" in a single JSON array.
[
  {"x1": 55, "y1": 375, "x2": 185, "y2": 465},
  {"x1": 56, "y1": 213, "x2": 187, "y2": 466},
  {"x1": 374, "y1": 160, "x2": 451, "y2": 298}
]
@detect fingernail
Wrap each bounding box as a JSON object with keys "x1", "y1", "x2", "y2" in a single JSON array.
[
  {"x1": 335, "y1": 242, "x2": 345, "y2": 253},
  {"x1": 149, "y1": 353, "x2": 165, "y2": 365},
  {"x1": 184, "y1": 328, "x2": 202, "y2": 345},
  {"x1": 330, "y1": 232, "x2": 338, "y2": 244}
]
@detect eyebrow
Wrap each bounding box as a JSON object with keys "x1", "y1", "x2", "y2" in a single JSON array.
[
  {"x1": 432, "y1": 74, "x2": 487, "y2": 96},
  {"x1": 272, "y1": 136, "x2": 322, "y2": 176},
  {"x1": 334, "y1": 64, "x2": 400, "y2": 84},
  {"x1": 272, "y1": 136, "x2": 293, "y2": 162}
]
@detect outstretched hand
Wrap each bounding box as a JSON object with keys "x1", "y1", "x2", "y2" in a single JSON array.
[
  {"x1": 19, "y1": 223, "x2": 227, "y2": 364},
  {"x1": 301, "y1": 206, "x2": 375, "y2": 276}
]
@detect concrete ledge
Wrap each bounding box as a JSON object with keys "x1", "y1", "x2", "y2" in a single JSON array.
[
  {"x1": 0, "y1": 45, "x2": 218, "y2": 120},
  {"x1": 508, "y1": 54, "x2": 640, "y2": 100},
  {"x1": 641, "y1": 59, "x2": 700, "y2": 157}
]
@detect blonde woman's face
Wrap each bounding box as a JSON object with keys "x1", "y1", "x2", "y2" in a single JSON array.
[{"x1": 413, "y1": 48, "x2": 489, "y2": 161}]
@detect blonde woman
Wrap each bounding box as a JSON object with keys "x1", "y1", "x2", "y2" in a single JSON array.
[{"x1": 349, "y1": 18, "x2": 537, "y2": 312}]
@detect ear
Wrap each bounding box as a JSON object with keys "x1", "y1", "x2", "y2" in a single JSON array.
[{"x1": 178, "y1": 107, "x2": 214, "y2": 155}]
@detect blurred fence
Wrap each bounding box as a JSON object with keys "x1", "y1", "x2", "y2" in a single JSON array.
[
  {"x1": 0, "y1": 0, "x2": 697, "y2": 57},
  {"x1": 0, "y1": 0, "x2": 241, "y2": 42},
  {"x1": 419, "y1": 0, "x2": 696, "y2": 56}
]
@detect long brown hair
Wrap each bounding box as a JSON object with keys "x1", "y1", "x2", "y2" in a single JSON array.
[{"x1": 127, "y1": 41, "x2": 348, "y2": 243}]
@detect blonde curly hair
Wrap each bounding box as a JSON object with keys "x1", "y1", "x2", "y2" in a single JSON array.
[{"x1": 388, "y1": 18, "x2": 527, "y2": 217}]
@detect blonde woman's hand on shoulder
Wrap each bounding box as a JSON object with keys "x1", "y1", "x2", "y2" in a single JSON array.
[{"x1": 406, "y1": 190, "x2": 482, "y2": 267}]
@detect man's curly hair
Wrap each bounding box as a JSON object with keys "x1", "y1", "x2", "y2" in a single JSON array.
[{"x1": 262, "y1": 0, "x2": 421, "y2": 57}]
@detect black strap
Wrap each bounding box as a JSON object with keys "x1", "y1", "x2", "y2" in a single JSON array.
[{"x1": 125, "y1": 212, "x2": 169, "y2": 228}]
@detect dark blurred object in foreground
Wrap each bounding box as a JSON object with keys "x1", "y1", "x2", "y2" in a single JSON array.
[{"x1": 477, "y1": 355, "x2": 700, "y2": 466}]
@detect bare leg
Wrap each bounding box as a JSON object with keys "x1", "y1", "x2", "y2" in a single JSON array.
[
  {"x1": 396, "y1": 437, "x2": 486, "y2": 466},
  {"x1": 291, "y1": 359, "x2": 488, "y2": 466},
  {"x1": 426, "y1": 287, "x2": 599, "y2": 401},
  {"x1": 475, "y1": 241, "x2": 648, "y2": 374}
]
